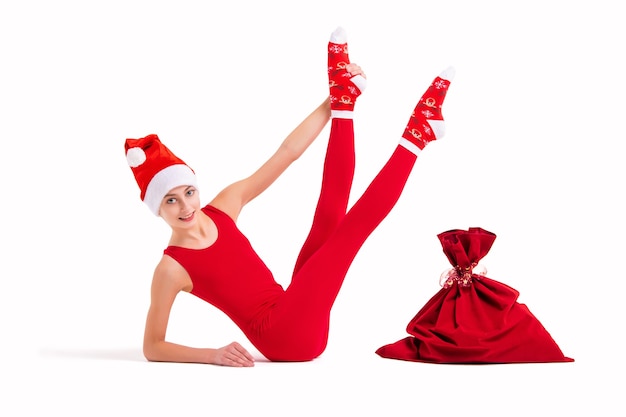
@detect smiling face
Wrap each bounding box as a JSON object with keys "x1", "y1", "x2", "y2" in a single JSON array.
[{"x1": 159, "y1": 185, "x2": 201, "y2": 229}]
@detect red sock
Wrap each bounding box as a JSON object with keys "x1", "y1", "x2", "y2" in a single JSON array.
[
  {"x1": 400, "y1": 67, "x2": 455, "y2": 154},
  {"x1": 328, "y1": 27, "x2": 366, "y2": 117}
]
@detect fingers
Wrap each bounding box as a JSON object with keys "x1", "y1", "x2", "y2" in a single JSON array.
[
  {"x1": 346, "y1": 63, "x2": 366, "y2": 79},
  {"x1": 233, "y1": 342, "x2": 256, "y2": 363},
  {"x1": 229, "y1": 342, "x2": 255, "y2": 366},
  {"x1": 220, "y1": 342, "x2": 255, "y2": 367}
]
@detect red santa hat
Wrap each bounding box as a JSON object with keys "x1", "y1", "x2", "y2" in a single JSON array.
[{"x1": 125, "y1": 134, "x2": 198, "y2": 216}]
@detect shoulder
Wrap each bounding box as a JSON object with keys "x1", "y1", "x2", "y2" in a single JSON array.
[
  {"x1": 153, "y1": 254, "x2": 193, "y2": 293},
  {"x1": 208, "y1": 183, "x2": 246, "y2": 222}
]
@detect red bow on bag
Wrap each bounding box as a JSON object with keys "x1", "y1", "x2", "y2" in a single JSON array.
[{"x1": 376, "y1": 227, "x2": 573, "y2": 364}]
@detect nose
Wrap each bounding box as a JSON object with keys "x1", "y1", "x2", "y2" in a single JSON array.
[{"x1": 180, "y1": 200, "x2": 190, "y2": 211}]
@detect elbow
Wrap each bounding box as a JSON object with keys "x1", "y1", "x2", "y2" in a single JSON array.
[
  {"x1": 143, "y1": 345, "x2": 156, "y2": 362},
  {"x1": 143, "y1": 340, "x2": 161, "y2": 362},
  {"x1": 280, "y1": 142, "x2": 302, "y2": 163},
  {"x1": 143, "y1": 351, "x2": 156, "y2": 362}
]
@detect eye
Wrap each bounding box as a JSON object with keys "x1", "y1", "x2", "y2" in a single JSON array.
[
  {"x1": 166, "y1": 197, "x2": 176, "y2": 204},
  {"x1": 186, "y1": 189, "x2": 195, "y2": 196}
]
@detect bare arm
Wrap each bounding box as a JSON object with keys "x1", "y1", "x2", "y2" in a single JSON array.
[
  {"x1": 211, "y1": 63, "x2": 366, "y2": 221},
  {"x1": 209, "y1": 97, "x2": 331, "y2": 221},
  {"x1": 143, "y1": 255, "x2": 255, "y2": 367}
]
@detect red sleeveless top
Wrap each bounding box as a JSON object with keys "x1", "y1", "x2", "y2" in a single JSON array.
[{"x1": 163, "y1": 205, "x2": 284, "y2": 334}]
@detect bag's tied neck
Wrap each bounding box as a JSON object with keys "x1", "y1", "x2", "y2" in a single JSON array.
[{"x1": 439, "y1": 263, "x2": 487, "y2": 288}]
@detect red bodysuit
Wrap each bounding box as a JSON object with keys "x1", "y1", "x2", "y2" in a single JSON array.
[{"x1": 164, "y1": 118, "x2": 418, "y2": 361}]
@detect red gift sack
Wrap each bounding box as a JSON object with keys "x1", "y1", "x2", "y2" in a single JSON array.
[{"x1": 376, "y1": 227, "x2": 573, "y2": 364}]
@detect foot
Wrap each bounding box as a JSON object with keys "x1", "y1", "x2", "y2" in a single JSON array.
[
  {"x1": 400, "y1": 67, "x2": 455, "y2": 154},
  {"x1": 328, "y1": 27, "x2": 367, "y2": 116}
]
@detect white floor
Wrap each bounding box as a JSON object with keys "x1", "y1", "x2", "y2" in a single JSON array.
[
  {"x1": 2, "y1": 1, "x2": 624, "y2": 415},
  {"x1": 22, "y1": 348, "x2": 599, "y2": 416}
]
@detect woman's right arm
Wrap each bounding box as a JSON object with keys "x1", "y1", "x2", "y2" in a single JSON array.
[
  {"x1": 142, "y1": 255, "x2": 255, "y2": 367},
  {"x1": 209, "y1": 98, "x2": 331, "y2": 222}
]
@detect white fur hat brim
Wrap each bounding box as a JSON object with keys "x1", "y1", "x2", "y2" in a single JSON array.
[{"x1": 143, "y1": 164, "x2": 198, "y2": 216}]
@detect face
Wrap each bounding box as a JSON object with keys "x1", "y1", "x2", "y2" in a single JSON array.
[{"x1": 159, "y1": 185, "x2": 201, "y2": 228}]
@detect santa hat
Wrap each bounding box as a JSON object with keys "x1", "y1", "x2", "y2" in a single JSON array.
[{"x1": 125, "y1": 134, "x2": 198, "y2": 216}]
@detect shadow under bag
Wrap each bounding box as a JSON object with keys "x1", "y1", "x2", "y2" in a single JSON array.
[{"x1": 376, "y1": 227, "x2": 574, "y2": 364}]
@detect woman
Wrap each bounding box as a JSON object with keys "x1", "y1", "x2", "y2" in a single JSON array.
[{"x1": 125, "y1": 27, "x2": 454, "y2": 366}]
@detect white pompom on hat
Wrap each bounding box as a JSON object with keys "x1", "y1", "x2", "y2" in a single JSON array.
[{"x1": 125, "y1": 134, "x2": 198, "y2": 216}]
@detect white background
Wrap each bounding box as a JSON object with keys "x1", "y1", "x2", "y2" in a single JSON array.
[{"x1": 2, "y1": 0, "x2": 624, "y2": 415}]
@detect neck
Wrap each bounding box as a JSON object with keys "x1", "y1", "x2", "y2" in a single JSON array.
[{"x1": 168, "y1": 210, "x2": 217, "y2": 249}]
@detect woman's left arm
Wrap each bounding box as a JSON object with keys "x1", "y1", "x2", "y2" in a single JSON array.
[{"x1": 209, "y1": 97, "x2": 331, "y2": 221}]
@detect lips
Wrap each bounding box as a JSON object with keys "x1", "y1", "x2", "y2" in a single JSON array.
[{"x1": 179, "y1": 212, "x2": 195, "y2": 222}]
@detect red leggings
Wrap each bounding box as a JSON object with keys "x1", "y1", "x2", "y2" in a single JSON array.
[{"x1": 255, "y1": 118, "x2": 417, "y2": 361}]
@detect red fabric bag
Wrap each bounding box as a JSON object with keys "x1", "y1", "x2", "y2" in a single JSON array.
[{"x1": 376, "y1": 227, "x2": 573, "y2": 363}]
